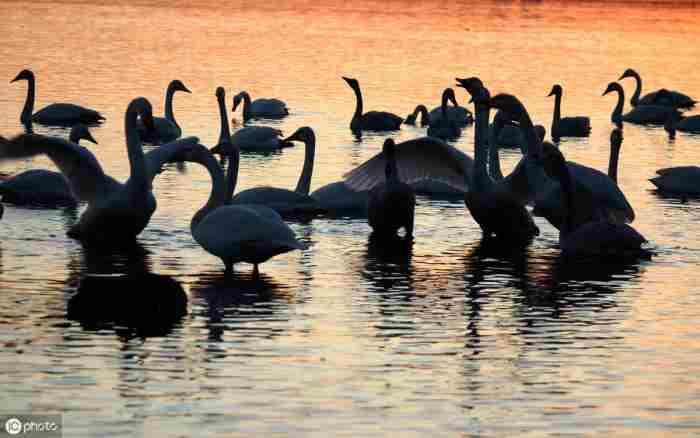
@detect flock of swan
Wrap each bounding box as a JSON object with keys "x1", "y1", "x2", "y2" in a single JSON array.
[{"x1": 0, "y1": 68, "x2": 698, "y2": 276}]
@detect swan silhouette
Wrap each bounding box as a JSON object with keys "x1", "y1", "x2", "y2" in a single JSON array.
[
  {"x1": 137, "y1": 79, "x2": 191, "y2": 143},
  {"x1": 11, "y1": 69, "x2": 104, "y2": 127},
  {"x1": 427, "y1": 88, "x2": 463, "y2": 140},
  {"x1": 232, "y1": 91, "x2": 289, "y2": 121},
  {"x1": 342, "y1": 76, "x2": 402, "y2": 133},
  {"x1": 547, "y1": 84, "x2": 591, "y2": 140},
  {"x1": 619, "y1": 68, "x2": 696, "y2": 109},
  {"x1": 603, "y1": 82, "x2": 680, "y2": 126},
  {"x1": 650, "y1": 166, "x2": 700, "y2": 196},
  {"x1": 404, "y1": 104, "x2": 429, "y2": 127}
]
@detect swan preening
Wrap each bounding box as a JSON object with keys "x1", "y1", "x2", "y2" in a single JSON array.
[
  {"x1": 0, "y1": 124, "x2": 97, "y2": 206},
  {"x1": 619, "y1": 68, "x2": 696, "y2": 110},
  {"x1": 547, "y1": 84, "x2": 591, "y2": 140},
  {"x1": 233, "y1": 91, "x2": 289, "y2": 121},
  {"x1": 404, "y1": 105, "x2": 429, "y2": 127},
  {"x1": 137, "y1": 79, "x2": 191, "y2": 143},
  {"x1": 342, "y1": 76, "x2": 403, "y2": 133},
  {"x1": 603, "y1": 82, "x2": 680, "y2": 125},
  {"x1": 11, "y1": 69, "x2": 104, "y2": 127}
]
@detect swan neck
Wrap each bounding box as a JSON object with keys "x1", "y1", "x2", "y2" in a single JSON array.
[
  {"x1": 441, "y1": 91, "x2": 449, "y2": 117},
  {"x1": 241, "y1": 92, "x2": 252, "y2": 121},
  {"x1": 612, "y1": 87, "x2": 625, "y2": 121},
  {"x1": 225, "y1": 149, "x2": 240, "y2": 203},
  {"x1": 488, "y1": 120, "x2": 503, "y2": 181},
  {"x1": 518, "y1": 110, "x2": 541, "y2": 156},
  {"x1": 631, "y1": 72, "x2": 642, "y2": 107},
  {"x1": 608, "y1": 144, "x2": 620, "y2": 184},
  {"x1": 558, "y1": 165, "x2": 576, "y2": 235},
  {"x1": 351, "y1": 85, "x2": 363, "y2": 125},
  {"x1": 473, "y1": 103, "x2": 491, "y2": 189},
  {"x1": 125, "y1": 106, "x2": 149, "y2": 191},
  {"x1": 294, "y1": 134, "x2": 315, "y2": 195},
  {"x1": 20, "y1": 75, "x2": 35, "y2": 126},
  {"x1": 217, "y1": 93, "x2": 232, "y2": 145},
  {"x1": 552, "y1": 91, "x2": 562, "y2": 126},
  {"x1": 418, "y1": 105, "x2": 429, "y2": 126},
  {"x1": 164, "y1": 85, "x2": 179, "y2": 129},
  {"x1": 191, "y1": 149, "x2": 227, "y2": 232}
]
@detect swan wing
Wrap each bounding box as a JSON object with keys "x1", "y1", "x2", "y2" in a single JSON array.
[
  {"x1": 343, "y1": 136, "x2": 471, "y2": 192},
  {"x1": 567, "y1": 161, "x2": 635, "y2": 222},
  {"x1": 231, "y1": 127, "x2": 284, "y2": 149},
  {"x1": 0, "y1": 133, "x2": 115, "y2": 202}
]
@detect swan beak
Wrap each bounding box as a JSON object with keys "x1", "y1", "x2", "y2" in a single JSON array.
[
  {"x1": 10, "y1": 73, "x2": 23, "y2": 83},
  {"x1": 182, "y1": 85, "x2": 191, "y2": 93},
  {"x1": 618, "y1": 72, "x2": 629, "y2": 80},
  {"x1": 546, "y1": 89, "x2": 555, "y2": 97},
  {"x1": 84, "y1": 132, "x2": 98, "y2": 145},
  {"x1": 282, "y1": 133, "x2": 299, "y2": 143}
]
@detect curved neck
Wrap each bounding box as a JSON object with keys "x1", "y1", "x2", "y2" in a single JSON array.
[
  {"x1": 608, "y1": 144, "x2": 621, "y2": 184},
  {"x1": 125, "y1": 106, "x2": 148, "y2": 191},
  {"x1": 240, "y1": 91, "x2": 252, "y2": 121},
  {"x1": 473, "y1": 102, "x2": 491, "y2": 189},
  {"x1": 20, "y1": 76, "x2": 35, "y2": 127},
  {"x1": 441, "y1": 91, "x2": 450, "y2": 117},
  {"x1": 164, "y1": 84, "x2": 179, "y2": 129},
  {"x1": 518, "y1": 109, "x2": 541, "y2": 157},
  {"x1": 350, "y1": 85, "x2": 363, "y2": 125},
  {"x1": 294, "y1": 134, "x2": 316, "y2": 195},
  {"x1": 558, "y1": 166, "x2": 576, "y2": 236},
  {"x1": 416, "y1": 105, "x2": 429, "y2": 126},
  {"x1": 612, "y1": 87, "x2": 625, "y2": 121},
  {"x1": 217, "y1": 93, "x2": 231, "y2": 145},
  {"x1": 225, "y1": 147, "x2": 239, "y2": 203},
  {"x1": 630, "y1": 72, "x2": 642, "y2": 107},
  {"x1": 488, "y1": 120, "x2": 503, "y2": 181},
  {"x1": 551, "y1": 91, "x2": 562, "y2": 127},
  {"x1": 69, "y1": 129, "x2": 81, "y2": 144},
  {"x1": 190, "y1": 148, "x2": 227, "y2": 232}
]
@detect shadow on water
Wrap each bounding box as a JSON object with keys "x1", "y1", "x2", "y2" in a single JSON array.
[{"x1": 361, "y1": 234, "x2": 414, "y2": 300}]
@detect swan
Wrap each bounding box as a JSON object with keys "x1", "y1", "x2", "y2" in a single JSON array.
[
  {"x1": 366, "y1": 139, "x2": 415, "y2": 239},
  {"x1": 11, "y1": 69, "x2": 104, "y2": 127},
  {"x1": 665, "y1": 113, "x2": 700, "y2": 137},
  {"x1": 547, "y1": 84, "x2": 591, "y2": 140},
  {"x1": 540, "y1": 146, "x2": 650, "y2": 259},
  {"x1": 0, "y1": 97, "x2": 202, "y2": 244},
  {"x1": 0, "y1": 124, "x2": 97, "y2": 206},
  {"x1": 179, "y1": 131, "x2": 305, "y2": 276},
  {"x1": 228, "y1": 127, "x2": 323, "y2": 215},
  {"x1": 489, "y1": 110, "x2": 546, "y2": 153},
  {"x1": 428, "y1": 102, "x2": 473, "y2": 126},
  {"x1": 533, "y1": 128, "x2": 634, "y2": 230},
  {"x1": 309, "y1": 181, "x2": 369, "y2": 214},
  {"x1": 459, "y1": 78, "x2": 539, "y2": 242},
  {"x1": 603, "y1": 82, "x2": 680, "y2": 125},
  {"x1": 230, "y1": 126, "x2": 292, "y2": 152},
  {"x1": 342, "y1": 76, "x2": 403, "y2": 132},
  {"x1": 404, "y1": 104, "x2": 429, "y2": 127},
  {"x1": 619, "y1": 68, "x2": 696, "y2": 109},
  {"x1": 427, "y1": 88, "x2": 463, "y2": 140},
  {"x1": 232, "y1": 91, "x2": 289, "y2": 122},
  {"x1": 650, "y1": 166, "x2": 700, "y2": 196},
  {"x1": 137, "y1": 79, "x2": 191, "y2": 143}
]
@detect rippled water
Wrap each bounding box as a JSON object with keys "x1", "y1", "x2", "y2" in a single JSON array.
[{"x1": 1, "y1": 0, "x2": 700, "y2": 436}]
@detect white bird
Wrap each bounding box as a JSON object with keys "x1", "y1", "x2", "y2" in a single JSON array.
[
  {"x1": 619, "y1": 68, "x2": 696, "y2": 110},
  {"x1": 232, "y1": 90, "x2": 289, "y2": 122},
  {"x1": 342, "y1": 76, "x2": 403, "y2": 133},
  {"x1": 11, "y1": 69, "x2": 104, "y2": 127},
  {"x1": 137, "y1": 79, "x2": 191, "y2": 143},
  {"x1": 0, "y1": 97, "x2": 201, "y2": 244},
  {"x1": 0, "y1": 124, "x2": 97, "y2": 206}
]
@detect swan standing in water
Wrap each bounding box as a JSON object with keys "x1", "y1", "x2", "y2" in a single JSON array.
[
  {"x1": 427, "y1": 88, "x2": 463, "y2": 140},
  {"x1": 619, "y1": 68, "x2": 696, "y2": 109},
  {"x1": 232, "y1": 91, "x2": 289, "y2": 122},
  {"x1": 460, "y1": 78, "x2": 539, "y2": 242},
  {"x1": 547, "y1": 84, "x2": 591, "y2": 141},
  {"x1": 137, "y1": 79, "x2": 191, "y2": 143},
  {"x1": 603, "y1": 82, "x2": 680, "y2": 125},
  {"x1": 533, "y1": 128, "x2": 634, "y2": 231},
  {"x1": 0, "y1": 98, "x2": 201, "y2": 244},
  {"x1": 342, "y1": 77, "x2": 403, "y2": 133},
  {"x1": 0, "y1": 124, "x2": 97, "y2": 206},
  {"x1": 11, "y1": 69, "x2": 104, "y2": 127},
  {"x1": 539, "y1": 146, "x2": 650, "y2": 259},
  {"x1": 404, "y1": 105, "x2": 429, "y2": 127}
]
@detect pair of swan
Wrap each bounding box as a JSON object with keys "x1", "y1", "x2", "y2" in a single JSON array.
[
  {"x1": 0, "y1": 124, "x2": 97, "y2": 206},
  {"x1": 209, "y1": 87, "x2": 321, "y2": 215},
  {"x1": 11, "y1": 69, "x2": 104, "y2": 127},
  {"x1": 342, "y1": 77, "x2": 403, "y2": 133},
  {"x1": 426, "y1": 88, "x2": 463, "y2": 140},
  {"x1": 232, "y1": 91, "x2": 289, "y2": 121},
  {"x1": 603, "y1": 82, "x2": 680, "y2": 125},
  {"x1": 547, "y1": 84, "x2": 591, "y2": 140},
  {"x1": 137, "y1": 79, "x2": 191, "y2": 143},
  {"x1": 404, "y1": 101, "x2": 473, "y2": 127},
  {"x1": 619, "y1": 68, "x2": 696, "y2": 110}
]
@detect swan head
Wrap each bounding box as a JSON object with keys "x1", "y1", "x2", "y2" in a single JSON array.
[
  {"x1": 129, "y1": 97, "x2": 156, "y2": 133},
  {"x1": 232, "y1": 93, "x2": 243, "y2": 112},
  {"x1": 210, "y1": 139, "x2": 238, "y2": 157},
  {"x1": 610, "y1": 128, "x2": 623, "y2": 150},
  {"x1": 216, "y1": 86, "x2": 226, "y2": 101},
  {"x1": 11, "y1": 69, "x2": 33, "y2": 83},
  {"x1": 618, "y1": 68, "x2": 638, "y2": 81},
  {"x1": 602, "y1": 82, "x2": 623, "y2": 96},
  {"x1": 404, "y1": 113, "x2": 417, "y2": 125},
  {"x1": 455, "y1": 77, "x2": 484, "y2": 101},
  {"x1": 342, "y1": 76, "x2": 359, "y2": 90},
  {"x1": 282, "y1": 126, "x2": 315, "y2": 145},
  {"x1": 442, "y1": 88, "x2": 459, "y2": 107},
  {"x1": 169, "y1": 79, "x2": 191, "y2": 94},
  {"x1": 487, "y1": 94, "x2": 526, "y2": 120},
  {"x1": 547, "y1": 84, "x2": 562, "y2": 97},
  {"x1": 71, "y1": 124, "x2": 98, "y2": 145}
]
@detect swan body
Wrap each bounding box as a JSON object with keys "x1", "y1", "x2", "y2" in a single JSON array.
[
  {"x1": 489, "y1": 110, "x2": 546, "y2": 153},
  {"x1": 404, "y1": 105, "x2": 429, "y2": 127},
  {"x1": 620, "y1": 68, "x2": 696, "y2": 109},
  {"x1": 11, "y1": 69, "x2": 104, "y2": 127},
  {"x1": 310, "y1": 181, "x2": 369, "y2": 213},
  {"x1": 547, "y1": 84, "x2": 591, "y2": 140},
  {"x1": 603, "y1": 82, "x2": 680, "y2": 125},
  {"x1": 663, "y1": 105, "x2": 700, "y2": 137},
  {"x1": 0, "y1": 124, "x2": 97, "y2": 206},
  {"x1": 366, "y1": 139, "x2": 415, "y2": 239},
  {"x1": 137, "y1": 79, "x2": 190, "y2": 143},
  {"x1": 649, "y1": 166, "x2": 700, "y2": 195},
  {"x1": 231, "y1": 126, "x2": 292, "y2": 151},
  {"x1": 428, "y1": 104, "x2": 473, "y2": 126},
  {"x1": 342, "y1": 77, "x2": 402, "y2": 132},
  {"x1": 540, "y1": 146, "x2": 650, "y2": 259},
  {"x1": 233, "y1": 91, "x2": 288, "y2": 122},
  {"x1": 427, "y1": 88, "x2": 462, "y2": 140}
]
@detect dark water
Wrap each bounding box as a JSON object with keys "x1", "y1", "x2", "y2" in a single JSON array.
[{"x1": 0, "y1": 0, "x2": 699, "y2": 436}]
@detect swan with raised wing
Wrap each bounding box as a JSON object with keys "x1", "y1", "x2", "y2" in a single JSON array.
[
  {"x1": 232, "y1": 90, "x2": 289, "y2": 122},
  {"x1": 603, "y1": 82, "x2": 680, "y2": 125},
  {"x1": 342, "y1": 76, "x2": 402, "y2": 133},
  {"x1": 0, "y1": 97, "x2": 201, "y2": 244},
  {"x1": 11, "y1": 69, "x2": 104, "y2": 127},
  {"x1": 619, "y1": 68, "x2": 696, "y2": 109},
  {"x1": 547, "y1": 84, "x2": 591, "y2": 140},
  {"x1": 0, "y1": 124, "x2": 97, "y2": 206},
  {"x1": 137, "y1": 79, "x2": 191, "y2": 143}
]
